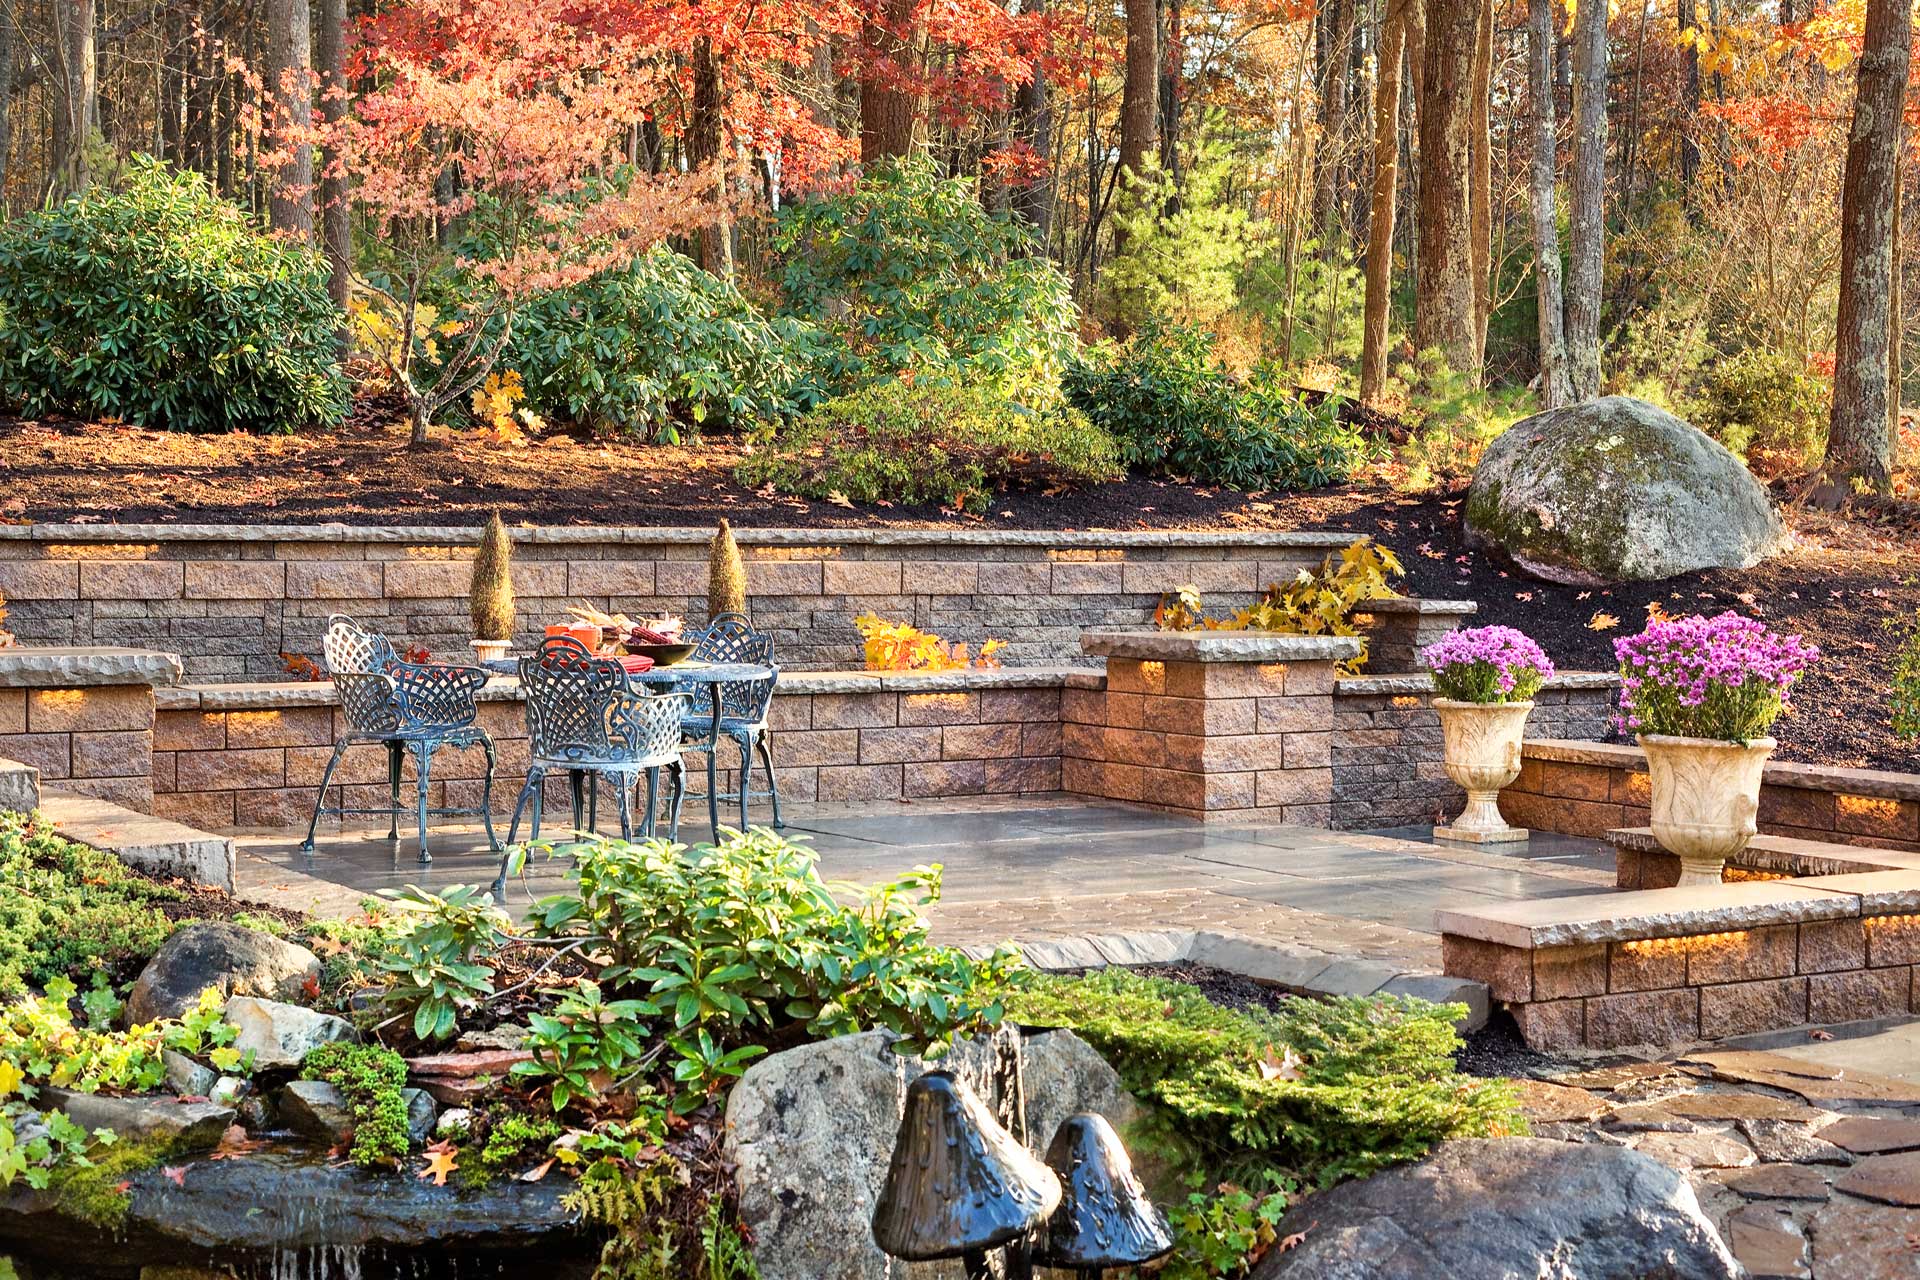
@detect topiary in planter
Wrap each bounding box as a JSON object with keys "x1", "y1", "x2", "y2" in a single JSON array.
[
  {"x1": 470, "y1": 513, "x2": 515, "y2": 646},
  {"x1": 708, "y1": 519, "x2": 747, "y2": 620}
]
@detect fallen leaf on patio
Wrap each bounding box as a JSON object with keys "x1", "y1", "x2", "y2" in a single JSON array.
[
  {"x1": 418, "y1": 1145, "x2": 459, "y2": 1186},
  {"x1": 1809, "y1": 1029, "x2": 1835, "y2": 1041}
]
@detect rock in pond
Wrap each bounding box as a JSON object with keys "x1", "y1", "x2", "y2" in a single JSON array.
[
  {"x1": 726, "y1": 1026, "x2": 1143, "y2": 1280},
  {"x1": 223, "y1": 996, "x2": 355, "y2": 1071},
  {"x1": 1464, "y1": 396, "x2": 1786, "y2": 585},
  {"x1": 0, "y1": 1147, "x2": 597, "y2": 1277},
  {"x1": 279, "y1": 1081, "x2": 353, "y2": 1145},
  {"x1": 38, "y1": 1090, "x2": 234, "y2": 1151},
  {"x1": 129, "y1": 922, "x2": 323, "y2": 1024},
  {"x1": 1251, "y1": 1137, "x2": 1739, "y2": 1279}
]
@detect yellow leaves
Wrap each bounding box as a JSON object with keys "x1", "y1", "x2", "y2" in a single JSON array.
[
  {"x1": 1587, "y1": 611, "x2": 1621, "y2": 631},
  {"x1": 854, "y1": 614, "x2": 1003, "y2": 672},
  {"x1": 0, "y1": 1059, "x2": 22, "y2": 1098},
  {"x1": 471, "y1": 369, "x2": 542, "y2": 447},
  {"x1": 418, "y1": 1143, "x2": 459, "y2": 1186}
]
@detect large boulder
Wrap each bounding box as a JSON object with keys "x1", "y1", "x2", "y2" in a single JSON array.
[
  {"x1": 725, "y1": 1027, "x2": 1145, "y2": 1280},
  {"x1": 38, "y1": 1091, "x2": 234, "y2": 1152},
  {"x1": 1464, "y1": 397, "x2": 1785, "y2": 585},
  {"x1": 129, "y1": 922, "x2": 322, "y2": 1024},
  {"x1": 1252, "y1": 1138, "x2": 1739, "y2": 1280}
]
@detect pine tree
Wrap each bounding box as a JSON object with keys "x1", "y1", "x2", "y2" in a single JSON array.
[
  {"x1": 708, "y1": 520, "x2": 747, "y2": 620},
  {"x1": 470, "y1": 513, "x2": 515, "y2": 642}
]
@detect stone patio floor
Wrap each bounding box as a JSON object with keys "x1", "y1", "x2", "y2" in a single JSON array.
[{"x1": 234, "y1": 793, "x2": 1615, "y2": 974}]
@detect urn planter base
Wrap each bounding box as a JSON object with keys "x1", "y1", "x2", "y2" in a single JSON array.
[
  {"x1": 1432, "y1": 698, "x2": 1534, "y2": 846},
  {"x1": 1641, "y1": 734, "x2": 1776, "y2": 888}
]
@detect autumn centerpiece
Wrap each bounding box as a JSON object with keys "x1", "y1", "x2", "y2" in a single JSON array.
[
  {"x1": 1616, "y1": 612, "x2": 1819, "y2": 885},
  {"x1": 1420, "y1": 626, "x2": 1555, "y2": 843}
]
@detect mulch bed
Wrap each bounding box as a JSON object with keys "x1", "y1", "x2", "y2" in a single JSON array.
[{"x1": 6, "y1": 415, "x2": 1920, "y2": 769}]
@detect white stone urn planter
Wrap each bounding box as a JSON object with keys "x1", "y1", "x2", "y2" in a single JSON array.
[
  {"x1": 470, "y1": 639, "x2": 510, "y2": 665},
  {"x1": 1432, "y1": 698, "x2": 1533, "y2": 843},
  {"x1": 1641, "y1": 734, "x2": 1775, "y2": 886}
]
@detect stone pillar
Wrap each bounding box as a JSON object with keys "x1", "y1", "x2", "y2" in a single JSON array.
[
  {"x1": 1063, "y1": 630, "x2": 1360, "y2": 823},
  {"x1": 0, "y1": 647, "x2": 183, "y2": 813}
]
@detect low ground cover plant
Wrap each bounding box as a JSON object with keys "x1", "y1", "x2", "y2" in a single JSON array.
[
  {"x1": 1614, "y1": 611, "x2": 1820, "y2": 741},
  {"x1": 1421, "y1": 626, "x2": 1555, "y2": 703},
  {"x1": 855, "y1": 615, "x2": 1004, "y2": 672},
  {"x1": 737, "y1": 381, "x2": 1121, "y2": 513},
  {"x1": 0, "y1": 810, "x2": 180, "y2": 997}
]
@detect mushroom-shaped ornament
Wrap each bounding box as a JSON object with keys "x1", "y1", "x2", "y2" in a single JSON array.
[
  {"x1": 871, "y1": 1070, "x2": 1062, "y2": 1280},
  {"x1": 1035, "y1": 1113, "x2": 1175, "y2": 1278}
]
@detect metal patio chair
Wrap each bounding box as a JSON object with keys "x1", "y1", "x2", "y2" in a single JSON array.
[
  {"x1": 299, "y1": 614, "x2": 499, "y2": 863},
  {"x1": 493, "y1": 636, "x2": 689, "y2": 895},
  {"x1": 680, "y1": 611, "x2": 783, "y2": 835}
]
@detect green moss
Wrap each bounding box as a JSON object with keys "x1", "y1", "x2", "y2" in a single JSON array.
[
  {"x1": 45, "y1": 1135, "x2": 179, "y2": 1229},
  {"x1": 301, "y1": 1042, "x2": 411, "y2": 1167},
  {"x1": 0, "y1": 810, "x2": 180, "y2": 996}
]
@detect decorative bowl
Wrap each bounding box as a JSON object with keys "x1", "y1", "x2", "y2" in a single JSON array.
[{"x1": 630, "y1": 643, "x2": 695, "y2": 666}]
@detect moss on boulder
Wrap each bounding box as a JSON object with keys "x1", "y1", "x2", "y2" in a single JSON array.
[{"x1": 1464, "y1": 396, "x2": 1785, "y2": 585}]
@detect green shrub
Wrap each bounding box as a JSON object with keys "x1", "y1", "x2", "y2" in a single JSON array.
[
  {"x1": 1008, "y1": 968, "x2": 1521, "y2": 1187},
  {"x1": 771, "y1": 158, "x2": 1078, "y2": 398},
  {"x1": 736, "y1": 381, "x2": 1121, "y2": 513},
  {"x1": 302, "y1": 1041, "x2": 412, "y2": 1167},
  {"x1": 1064, "y1": 322, "x2": 1374, "y2": 490},
  {"x1": 0, "y1": 156, "x2": 348, "y2": 433},
  {"x1": 1691, "y1": 347, "x2": 1829, "y2": 465},
  {"x1": 508, "y1": 244, "x2": 814, "y2": 440},
  {"x1": 0, "y1": 810, "x2": 178, "y2": 996}
]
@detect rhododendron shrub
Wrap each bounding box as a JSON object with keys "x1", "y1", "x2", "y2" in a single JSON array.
[
  {"x1": 1614, "y1": 612, "x2": 1820, "y2": 742},
  {"x1": 335, "y1": 0, "x2": 715, "y2": 444},
  {"x1": 1421, "y1": 626, "x2": 1555, "y2": 704}
]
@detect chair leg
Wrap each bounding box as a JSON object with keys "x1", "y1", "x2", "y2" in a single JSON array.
[
  {"x1": 412, "y1": 742, "x2": 434, "y2": 864},
  {"x1": 705, "y1": 749, "x2": 720, "y2": 838},
  {"x1": 478, "y1": 735, "x2": 501, "y2": 852},
  {"x1": 529, "y1": 775, "x2": 545, "y2": 843},
  {"x1": 587, "y1": 775, "x2": 599, "y2": 835},
  {"x1": 755, "y1": 732, "x2": 784, "y2": 829},
  {"x1": 737, "y1": 735, "x2": 753, "y2": 830},
  {"x1": 668, "y1": 761, "x2": 685, "y2": 842},
  {"x1": 495, "y1": 768, "x2": 542, "y2": 903},
  {"x1": 570, "y1": 770, "x2": 586, "y2": 833},
  {"x1": 642, "y1": 768, "x2": 659, "y2": 838},
  {"x1": 386, "y1": 742, "x2": 403, "y2": 841},
  {"x1": 615, "y1": 774, "x2": 634, "y2": 840},
  {"x1": 300, "y1": 741, "x2": 351, "y2": 853}
]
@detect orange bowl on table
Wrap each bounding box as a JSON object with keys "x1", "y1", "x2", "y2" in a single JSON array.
[{"x1": 544, "y1": 624, "x2": 603, "y2": 651}]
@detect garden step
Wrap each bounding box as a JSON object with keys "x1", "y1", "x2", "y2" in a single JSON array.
[
  {"x1": 1609, "y1": 826, "x2": 1920, "y2": 888},
  {"x1": 38, "y1": 787, "x2": 235, "y2": 892},
  {"x1": 0, "y1": 756, "x2": 38, "y2": 812}
]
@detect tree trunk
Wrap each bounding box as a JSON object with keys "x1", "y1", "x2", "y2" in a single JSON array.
[
  {"x1": 1565, "y1": 0, "x2": 1608, "y2": 400},
  {"x1": 185, "y1": 7, "x2": 213, "y2": 179},
  {"x1": 1360, "y1": 0, "x2": 1409, "y2": 405},
  {"x1": 160, "y1": 3, "x2": 182, "y2": 164},
  {"x1": 859, "y1": 0, "x2": 920, "y2": 163},
  {"x1": 1118, "y1": 0, "x2": 1159, "y2": 185},
  {"x1": 1314, "y1": 0, "x2": 1354, "y2": 243},
  {"x1": 1678, "y1": 0, "x2": 1700, "y2": 192},
  {"x1": 690, "y1": 37, "x2": 731, "y2": 274},
  {"x1": 0, "y1": 8, "x2": 13, "y2": 209},
  {"x1": 317, "y1": 0, "x2": 350, "y2": 347},
  {"x1": 1817, "y1": 0, "x2": 1912, "y2": 505},
  {"x1": 266, "y1": 0, "x2": 315, "y2": 236},
  {"x1": 1469, "y1": 0, "x2": 1493, "y2": 359},
  {"x1": 1159, "y1": 0, "x2": 1181, "y2": 186},
  {"x1": 1527, "y1": 0, "x2": 1571, "y2": 407},
  {"x1": 51, "y1": 0, "x2": 95, "y2": 196},
  {"x1": 1414, "y1": 0, "x2": 1480, "y2": 374},
  {"x1": 1010, "y1": 0, "x2": 1054, "y2": 242}
]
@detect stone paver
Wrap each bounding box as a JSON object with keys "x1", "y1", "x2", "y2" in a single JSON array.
[
  {"x1": 1722, "y1": 1164, "x2": 1832, "y2": 1202},
  {"x1": 1835, "y1": 1153, "x2": 1920, "y2": 1207},
  {"x1": 1818, "y1": 1116, "x2": 1920, "y2": 1156}
]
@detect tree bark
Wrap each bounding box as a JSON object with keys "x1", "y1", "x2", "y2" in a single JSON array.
[
  {"x1": 1817, "y1": 0, "x2": 1912, "y2": 504},
  {"x1": 1469, "y1": 0, "x2": 1493, "y2": 358},
  {"x1": 317, "y1": 0, "x2": 349, "y2": 347},
  {"x1": 1010, "y1": 0, "x2": 1054, "y2": 242},
  {"x1": 1678, "y1": 0, "x2": 1700, "y2": 192},
  {"x1": 0, "y1": 7, "x2": 14, "y2": 210},
  {"x1": 859, "y1": 0, "x2": 920, "y2": 163},
  {"x1": 1314, "y1": 0, "x2": 1354, "y2": 243},
  {"x1": 1360, "y1": 0, "x2": 1409, "y2": 405},
  {"x1": 266, "y1": 0, "x2": 314, "y2": 236},
  {"x1": 1414, "y1": 0, "x2": 1480, "y2": 374},
  {"x1": 1527, "y1": 0, "x2": 1571, "y2": 407},
  {"x1": 1565, "y1": 0, "x2": 1608, "y2": 400},
  {"x1": 689, "y1": 37, "x2": 732, "y2": 274},
  {"x1": 1117, "y1": 0, "x2": 1159, "y2": 188},
  {"x1": 51, "y1": 0, "x2": 95, "y2": 196}
]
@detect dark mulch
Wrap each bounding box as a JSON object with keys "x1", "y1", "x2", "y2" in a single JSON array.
[
  {"x1": 8, "y1": 415, "x2": 1920, "y2": 769},
  {"x1": 1119, "y1": 961, "x2": 1299, "y2": 1015},
  {"x1": 1454, "y1": 1010, "x2": 1560, "y2": 1080}
]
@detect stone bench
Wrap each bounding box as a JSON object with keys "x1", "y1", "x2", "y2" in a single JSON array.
[
  {"x1": 0, "y1": 646, "x2": 182, "y2": 813},
  {"x1": 1439, "y1": 871, "x2": 1920, "y2": 1050}
]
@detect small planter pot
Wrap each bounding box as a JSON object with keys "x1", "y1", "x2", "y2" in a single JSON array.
[
  {"x1": 1432, "y1": 698, "x2": 1534, "y2": 844},
  {"x1": 470, "y1": 638, "x2": 510, "y2": 665},
  {"x1": 1640, "y1": 733, "x2": 1775, "y2": 887}
]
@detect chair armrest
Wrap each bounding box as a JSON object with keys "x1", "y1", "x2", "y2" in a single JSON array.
[
  {"x1": 333, "y1": 670, "x2": 402, "y2": 735},
  {"x1": 387, "y1": 661, "x2": 489, "y2": 730}
]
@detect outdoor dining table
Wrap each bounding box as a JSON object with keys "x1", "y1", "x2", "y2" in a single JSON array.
[{"x1": 482, "y1": 655, "x2": 776, "y2": 746}]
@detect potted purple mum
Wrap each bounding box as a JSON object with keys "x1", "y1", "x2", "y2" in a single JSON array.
[
  {"x1": 1616, "y1": 612, "x2": 1819, "y2": 885},
  {"x1": 1420, "y1": 626, "x2": 1555, "y2": 843}
]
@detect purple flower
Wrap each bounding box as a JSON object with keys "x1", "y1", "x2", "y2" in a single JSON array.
[
  {"x1": 1421, "y1": 625, "x2": 1555, "y2": 703},
  {"x1": 1613, "y1": 611, "x2": 1819, "y2": 740}
]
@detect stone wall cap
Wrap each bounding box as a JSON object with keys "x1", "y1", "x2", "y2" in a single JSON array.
[
  {"x1": 0, "y1": 646, "x2": 183, "y2": 689},
  {"x1": 1435, "y1": 879, "x2": 1859, "y2": 948},
  {"x1": 1338, "y1": 671, "x2": 1620, "y2": 696},
  {"x1": 1606, "y1": 827, "x2": 1920, "y2": 875},
  {"x1": 19, "y1": 521, "x2": 1366, "y2": 551},
  {"x1": 1080, "y1": 629, "x2": 1364, "y2": 662},
  {"x1": 1793, "y1": 870, "x2": 1920, "y2": 915},
  {"x1": 1526, "y1": 738, "x2": 1920, "y2": 803},
  {"x1": 1349, "y1": 597, "x2": 1479, "y2": 616}
]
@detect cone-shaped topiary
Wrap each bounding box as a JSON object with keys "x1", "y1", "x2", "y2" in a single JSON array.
[
  {"x1": 470, "y1": 512, "x2": 515, "y2": 642},
  {"x1": 708, "y1": 519, "x2": 747, "y2": 620}
]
